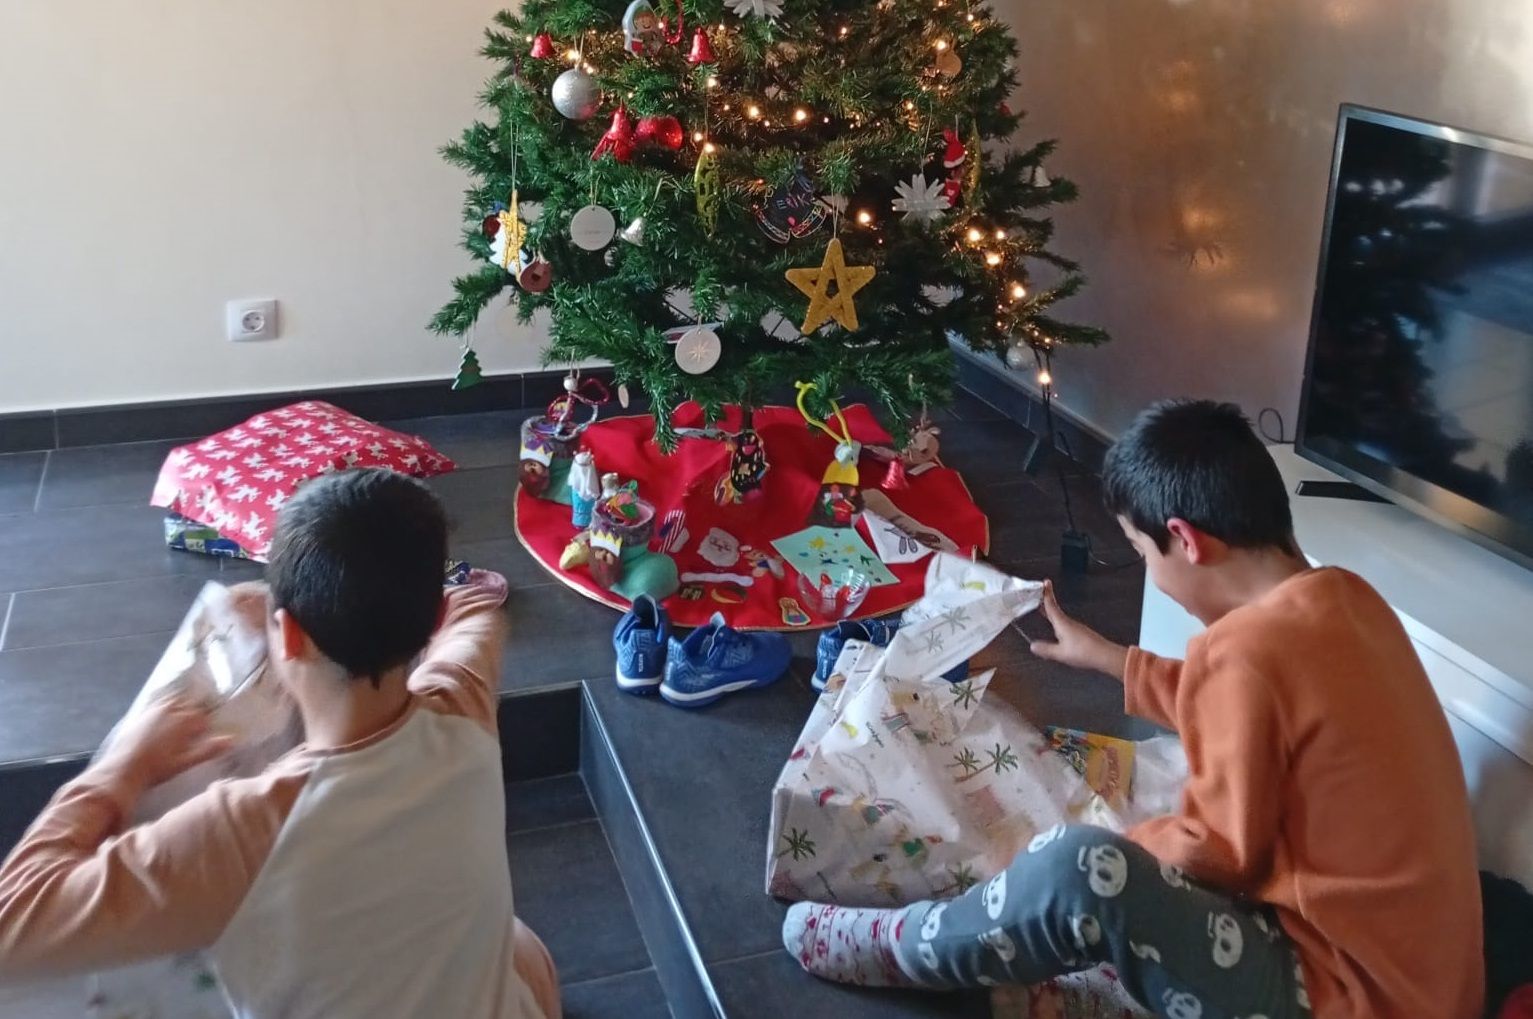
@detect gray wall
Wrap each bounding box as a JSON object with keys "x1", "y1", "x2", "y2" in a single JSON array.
[{"x1": 990, "y1": 0, "x2": 1533, "y2": 437}]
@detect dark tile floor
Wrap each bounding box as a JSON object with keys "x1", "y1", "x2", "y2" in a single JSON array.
[{"x1": 0, "y1": 390, "x2": 1150, "y2": 1017}]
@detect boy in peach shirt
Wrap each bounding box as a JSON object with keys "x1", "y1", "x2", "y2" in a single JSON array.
[
  {"x1": 0, "y1": 470, "x2": 561, "y2": 1019},
  {"x1": 783, "y1": 400, "x2": 1483, "y2": 1019}
]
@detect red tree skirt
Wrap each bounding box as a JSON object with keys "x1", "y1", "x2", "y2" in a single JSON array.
[{"x1": 513, "y1": 403, "x2": 990, "y2": 630}]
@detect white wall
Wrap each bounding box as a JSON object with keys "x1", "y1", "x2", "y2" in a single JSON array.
[
  {"x1": 0, "y1": 0, "x2": 541, "y2": 414},
  {"x1": 988, "y1": 0, "x2": 1533, "y2": 438}
]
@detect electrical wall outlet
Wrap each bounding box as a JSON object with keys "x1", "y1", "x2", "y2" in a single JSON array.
[{"x1": 226, "y1": 299, "x2": 279, "y2": 342}]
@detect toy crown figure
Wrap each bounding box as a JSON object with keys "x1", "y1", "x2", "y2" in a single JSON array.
[{"x1": 591, "y1": 526, "x2": 623, "y2": 559}]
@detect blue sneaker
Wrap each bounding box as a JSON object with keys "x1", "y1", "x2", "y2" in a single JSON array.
[
  {"x1": 613, "y1": 595, "x2": 670, "y2": 693},
  {"x1": 811, "y1": 617, "x2": 969, "y2": 692},
  {"x1": 660, "y1": 613, "x2": 792, "y2": 708}
]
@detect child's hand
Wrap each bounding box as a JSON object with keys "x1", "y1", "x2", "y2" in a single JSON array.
[
  {"x1": 1027, "y1": 580, "x2": 1130, "y2": 681},
  {"x1": 98, "y1": 696, "x2": 236, "y2": 789}
]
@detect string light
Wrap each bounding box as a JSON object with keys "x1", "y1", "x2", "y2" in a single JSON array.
[
  {"x1": 993, "y1": 228, "x2": 1006, "y2": 240},
  {"x1": 985, "y1": 252, "x2": 1002, "y2": 266},
  {"x1": 856, "y1": 210, "x2": 873, "y2": 225},
  {"x1": 565, "y1": 48, "x2": 581, "y2": 62},
  {"x1": 934, "y1": 39, "x2": 949, "y2": 51},
  {"x1": 1010, "y1": 282, "x2": 1027, "y2": 300},
  {"x1": 747, "y1": 104, "x2": 761, "y2": 119},
  {"x1": 1038, "y1": 369, "x2": 1053, "y2": 386},
  {"x1": 525, "y1": 34, "x2": 533, "y2": 42},
  {"x1": 904, "y1": 100, "x2": 915, "y2": 111},
  {"x1": 703, "y1": 141, "x2": 717, "y2": 154},
  {"x1": 839, "y1": 25, "x2": 849, "y2": 36},
  {"x1": 706, "y1": 76, "x2": 718, "y2": 88},
  {"x1": 966, "y1": 12, "x2": 976, "y2": 21},
  {"x1": 692, "y1": 131, "x2": 705, "y2": 142},
  {"x1": 965, "y1": 226, "x2": 984, "y2": 243},
  {"x1": 822, "y1": 116, "x2": 831, "y2": 124},
  {"x1": 794, "y1": 108, "x2": 809, "y2": 123}
]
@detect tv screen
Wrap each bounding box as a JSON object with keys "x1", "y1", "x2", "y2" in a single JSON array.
[{"x1": 1298, "y1": 105, "x2": 1533, "y2": 570}]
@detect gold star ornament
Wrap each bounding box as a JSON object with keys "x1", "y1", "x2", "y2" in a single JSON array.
[{"x1": 785, "y1": 237, "x2": 876, "y2": 333}]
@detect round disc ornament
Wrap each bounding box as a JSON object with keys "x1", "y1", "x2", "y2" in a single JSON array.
[
  {"x1": 569, "y1": 204, "x2": 617, "y2": 250},
  {"x1": 675, "y1": 327, "x2": 722, "y2": 374},
  {"x1": 551, "y1": 68, "x2": 601, "y2": 121}
]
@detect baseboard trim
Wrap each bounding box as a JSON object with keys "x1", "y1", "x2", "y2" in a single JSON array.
[{"x1": 0, "y1": 369, "x2": 616, "y2": 454}]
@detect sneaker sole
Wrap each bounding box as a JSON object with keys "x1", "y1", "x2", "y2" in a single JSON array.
[
  {"x1": 659, "y1": 669, "x2": 786, "y2": 709},
  {"x1": 615, "y1": 666, "x2": 662, "y2": 693}
]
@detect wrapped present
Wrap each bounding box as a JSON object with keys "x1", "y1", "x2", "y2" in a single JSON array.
[{"x1": 151, "y1": 401, "x2": 455, "y2": 561}]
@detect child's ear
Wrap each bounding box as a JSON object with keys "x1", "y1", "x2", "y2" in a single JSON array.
[
  {"x1": 274, "y1": 608, "x2": 308, "y2": 661},
  {"x1": 1166, "y1": 517, "x2": 1217, "y2": 565}
]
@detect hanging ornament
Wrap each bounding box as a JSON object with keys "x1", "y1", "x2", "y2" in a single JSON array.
[
  {"x1": 618, "y1": 383, "x2": 632, "y2": 408},
  {"x1": 962, "y1": 126, "x2": 983, "y2": 208},
  {"x1": 530, "y1": 32, "x2": 558, "y2": 59},
  {"x1": 932, "y1": 43, "x2": 962, "y2": 78},
  {"x1": 785, "y1": 237, "x2": 876, "y2": 333},
  {"x1": 891, "y1": 172, "x2": 951, "y2": 223},
  {"x1": 686, "y1": 28, "x2": 716, "y2": 64},
  {"x1": 518, "y1": 257, "x2": 553, "y2": 292},
  {"x1": 481, "y1": 208, "x2": 503, "y2": 238},
  {"x1": 1032, "y1": 165, "x2": 1052, "y2": 188},
  {"x1": 569, "y1": 204, "x2": 617, "y2": 250},
  {"x1": 675, "y1": 326, "x2": 722, "y2": 374},
  {"x1": 1005, "y1": 343, "x2": 1029, "y2": 370},
  {"x1": 551, "y1": 68, "x2": 601, "y2": 121},
  {"x1": 940, "y1": 127, "x2": 967, "y2": 206},
  {"x1": 489, "y1": 192, "x2": 529, "y2": 274},
  {"x1": 622, "y1": 0, "x2": 666, "y2": 54},
  {"x1": 724, "y1": 0, "x2": 784, "y2": 20},
  {"x1": 635, "y1": 114, "x2": 685, "y2": 151},
  {"x1": 619, "y1": 216, "x2": 646, "y2": 245},
  {"x1": 452, "y1": 348, "x2": 485, "y2": 391},
  {"x1": 694, "y1": 146, "x2": 721, "y2": 235},
  {"x1": 592, "y1": 106, "x2": 636, "y2": 162},
  {"x1": 754, "y1": 164, "x2": 827, "y2": 243}
]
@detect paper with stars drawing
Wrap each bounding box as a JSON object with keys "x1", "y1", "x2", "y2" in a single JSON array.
[{"x1": 772, "y1": 525, "x2": 899, "y2": 587}]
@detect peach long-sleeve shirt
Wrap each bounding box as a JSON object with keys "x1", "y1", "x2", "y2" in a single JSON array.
[
  {"x1": 0, "y1": 585, "x2": 551, "y2": 1019},
  {"x1": 1125, "y1": 567, "x2": 1482, "y2": 1019}
]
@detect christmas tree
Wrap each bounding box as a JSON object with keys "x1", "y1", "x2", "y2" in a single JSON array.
[{"x1": 432, "y1": 0, "x2": 1106, "y2": 447}]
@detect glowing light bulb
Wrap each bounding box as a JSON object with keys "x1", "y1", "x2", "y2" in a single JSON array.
[
  {"x1": 1010, "y1": 283, "x2": 1027, "y2": 299},
  {"x1": 525, "y1": 34, "x2": 533, "y2": 42},
  {"x1": 583, "y1": 63, "x2": 594, "y2": 72},
  {"x1": 566, "y1": 48, "x2": 581, "y2": 61},
  {"x1": 794, "y1": 108, "x2": 809, "y2": 123},
  {"x1": 966, "y1": 12, "x2": 975, "y2": 21},
  {"x1": 822, "y1": 116, "x2": 830, "y2": 124},
  {"x1": 965, "y1": 227, "x2": 983, "y2": 243},
  {"x1": 839, "y1": 25, "x2": 849, "y2": 36},
  {"x1": 904, "y1": 100, "x2": 915, "y2": 111},
  {"x1": 692, "y1": 131, "x2": 705, "y2": 142},
  {"x1": 1038, "y1": 369, "x2": 1053, "y2": 386},
  {"x1": 703, "y1": 141, "x2": 717, "y2": 154},
  {"x1": 706, "y1": 76, "x2": 718, "y2": 88},
  {"x1": 856, "y1": 210, "x2": 873, "y2": 225},
  {"x1": 985, "y1": 252, "x2": 1002, "y2": 266},
  {"x1": 993, "y1": 229, "x2": 1006, "y2": 240},
  {"x1": 747, "y1": 104, "x2": 761, "y2": 119},
  {"x1": 763, "y1": 119, "x2": 772, "y2": 126},
  {"x1": 935, "y1": 39, "x2": 949, "y2": 51},
  {"x1": 722, "y1": 103, "x2": 731, "y2": 111}
]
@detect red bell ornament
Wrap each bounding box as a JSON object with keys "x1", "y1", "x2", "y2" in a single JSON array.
[
  {"x1": 635, "y1": 114, "x2": 684, "y2": 151},
  {"x1": 686, "y1": 28, "x2": 716, "y2": 64},
  {"x1": 592, "y1": 106, "x2": 636, "y2": 163},
  {"x1": 530, "y1": 32, "x2": 557, "y2": 59}
]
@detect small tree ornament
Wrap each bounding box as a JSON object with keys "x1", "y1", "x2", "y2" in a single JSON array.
[
  {"x1": 529, "y1": 32, "x2": 557, "y2": 59},
  {"x1": 796, "y1": 381, "x2": 864, "y2": 527},
  {"x1": 622, "y1": 0, "x2": 665, "y2": 54},
  {"x1": 754, "y1": 165, "x2": 826, "y2": 243},
  {"x1": 891, "y1": 173, "x2": 951, "y2": 223},
  {"x1": 694, "y1": 146, "x2": 721, "y2": 234},
  {"x1": 452, "y1": 348, "x2": 485, "y2": 391},
  {"x1": 634, "y1": 114, "x2": 685, "y2": 151},
  {"x1": 715, "y1": 416, "x2": 770, "y2": 505},
  {"x1": 592, "y1": 106, "x2": 636, "y2": 162},
  {"x1": 686, "y1": 28, "x2": 716, "y2": 64},
  {"x1": 551, "y1": 68, "x2": 601, "y2": 121}
]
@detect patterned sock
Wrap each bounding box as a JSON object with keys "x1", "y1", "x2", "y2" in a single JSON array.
[{"x1": 782, "y1": 902, "x2": 926, "y2": 988}]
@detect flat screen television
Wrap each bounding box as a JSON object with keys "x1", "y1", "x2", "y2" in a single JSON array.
[{"x1": 1297, "y1": 104, "x2": 1533, "y2": 571}]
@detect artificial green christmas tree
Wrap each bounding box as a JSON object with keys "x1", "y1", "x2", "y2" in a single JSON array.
[{"x1": 433, "y1": 0, "x2": 1106, "y2": 447}]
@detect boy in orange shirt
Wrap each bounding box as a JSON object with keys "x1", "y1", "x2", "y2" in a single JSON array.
[{"x1": 783, "y1": 400, "x2": 1483, "y2": 1019}]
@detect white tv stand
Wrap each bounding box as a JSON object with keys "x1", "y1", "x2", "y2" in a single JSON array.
[{"x1": 1138, "y1": 444, "x2": 1533, "y2": 884}]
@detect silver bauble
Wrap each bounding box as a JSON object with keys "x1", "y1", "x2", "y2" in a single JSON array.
[
  {"x1": 551, "y1": 69, "x2": 601, "y2": 121},
  {"x1": 1004, "y1": 343, "x2": 1029, "y2": 370}
]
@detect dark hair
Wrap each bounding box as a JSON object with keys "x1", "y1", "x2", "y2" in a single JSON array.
[
  {"x1": 1102, "y1": 400, "x2": 1298, "y2": 556},
  {"x1": 267, "y1": 469, "x2": 448, "y2": 682}
]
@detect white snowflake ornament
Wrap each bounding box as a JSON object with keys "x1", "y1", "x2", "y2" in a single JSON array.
[
  {"x1": 891, "y1": 173, "x2": 951, "y2": 223},
  {"x1": 725, "y1": 0, "x2": 783, "y2": 20}
]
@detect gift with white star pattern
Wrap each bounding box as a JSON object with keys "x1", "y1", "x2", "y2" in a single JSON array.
[
  {"x1": 151, "y1": 401, "x2": 456, "y2": 561},
  {"x1": 767, "y1": 555, "x2": 1092, "y2": 907}
]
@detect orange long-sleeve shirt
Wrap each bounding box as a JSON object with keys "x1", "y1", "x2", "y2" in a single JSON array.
[{"x1": 1125, "y1": 567, "x2": 1483, "y2": 1019}]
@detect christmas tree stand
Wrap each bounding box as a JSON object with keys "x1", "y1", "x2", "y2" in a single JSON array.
[{"x1": 513, "y1": 403, "x2": 990, "y2": 630}]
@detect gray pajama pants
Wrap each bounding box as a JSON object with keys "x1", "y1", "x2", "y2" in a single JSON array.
[{"x1": 896, "y1": 825, "x2": 1313, "y2": 1019}]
